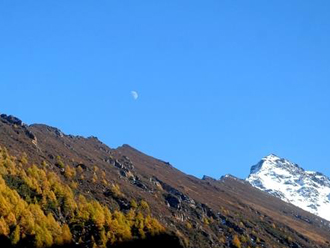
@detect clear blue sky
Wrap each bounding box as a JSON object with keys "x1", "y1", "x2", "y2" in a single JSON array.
[{"x1": 1, "y1": 1, "x2": 330, "y2": 179}]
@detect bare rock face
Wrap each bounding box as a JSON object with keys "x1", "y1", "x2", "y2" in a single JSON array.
[
  {"x1": 0, "y1": 114, "x2": 37, "y2": 144},
  {"x1": 0, "y1": 114, "x2": 24, "y2": 126},
  {"x1": 165, "y1": 194, "x2": 181, "y2": 209}
]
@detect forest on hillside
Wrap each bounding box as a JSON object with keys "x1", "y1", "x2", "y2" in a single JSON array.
[{"x1": 0, "y1": 147, "x2": 166, "y2": 248}]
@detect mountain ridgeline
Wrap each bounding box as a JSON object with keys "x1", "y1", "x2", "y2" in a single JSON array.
[{"x1": 0, "y1": 114, "x2": 330, "y2": 248}]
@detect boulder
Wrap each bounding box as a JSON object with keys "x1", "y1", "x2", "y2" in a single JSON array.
[{"x1": 165, "y1": 194, "x2": 181, "y2": 209}]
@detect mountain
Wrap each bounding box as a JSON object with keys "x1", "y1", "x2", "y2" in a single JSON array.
[
  {"x1": 1, "y1": 113, "x2": 330, "y2": 248},
  {"x1": 247, "y1": 154, "x2": 330, "y2": 222}
]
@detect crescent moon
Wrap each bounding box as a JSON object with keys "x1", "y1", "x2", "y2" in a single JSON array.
[{"x1": 131, "y1": 91, "x2": 139, "y2": 100}]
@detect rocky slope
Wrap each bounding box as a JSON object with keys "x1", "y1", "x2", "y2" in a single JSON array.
[
  {"x1": 1, "y1": 113, "x2": 330, "y2": 247},
  {"x1": 247, "y1": 154, "x2": 330, "y2": 222}
]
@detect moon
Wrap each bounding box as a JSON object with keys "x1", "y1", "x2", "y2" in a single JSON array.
[{"x1": 131, "y1": 91, "x2": 139, "y2": 100}]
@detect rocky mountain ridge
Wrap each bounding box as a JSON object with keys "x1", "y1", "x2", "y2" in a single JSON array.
[{"x1": 1, "y1": 113, "x2": 330, "y2": 247}]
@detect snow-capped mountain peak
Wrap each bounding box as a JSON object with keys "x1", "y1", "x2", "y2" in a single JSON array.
[
  {"x1": 250, "y1": 154, "x2": 302, "y2": 174},
  {"x1": 247, "y1": 155, "x2": 330, "y2": 221}
]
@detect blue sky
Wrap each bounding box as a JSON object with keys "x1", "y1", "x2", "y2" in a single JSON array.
[{"x1": 1, "y1": 1, "x2": 330, "y2": 179}]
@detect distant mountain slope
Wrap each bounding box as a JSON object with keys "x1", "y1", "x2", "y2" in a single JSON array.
[
  {"x1": 1, "y1": 113, "x2": 330, "y2": 248},
  {"x1": 247, "y1": 154, "x2": 330, "y2": 221}
]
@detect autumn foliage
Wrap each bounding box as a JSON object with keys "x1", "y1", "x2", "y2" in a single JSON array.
[{"x1": 0, "y1": 147, "x2": 165, "y2": 247}]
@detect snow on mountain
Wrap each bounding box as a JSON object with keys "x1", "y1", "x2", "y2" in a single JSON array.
[{"x1": 247, "y1": 154, "x2": 330, "y2": 221}]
